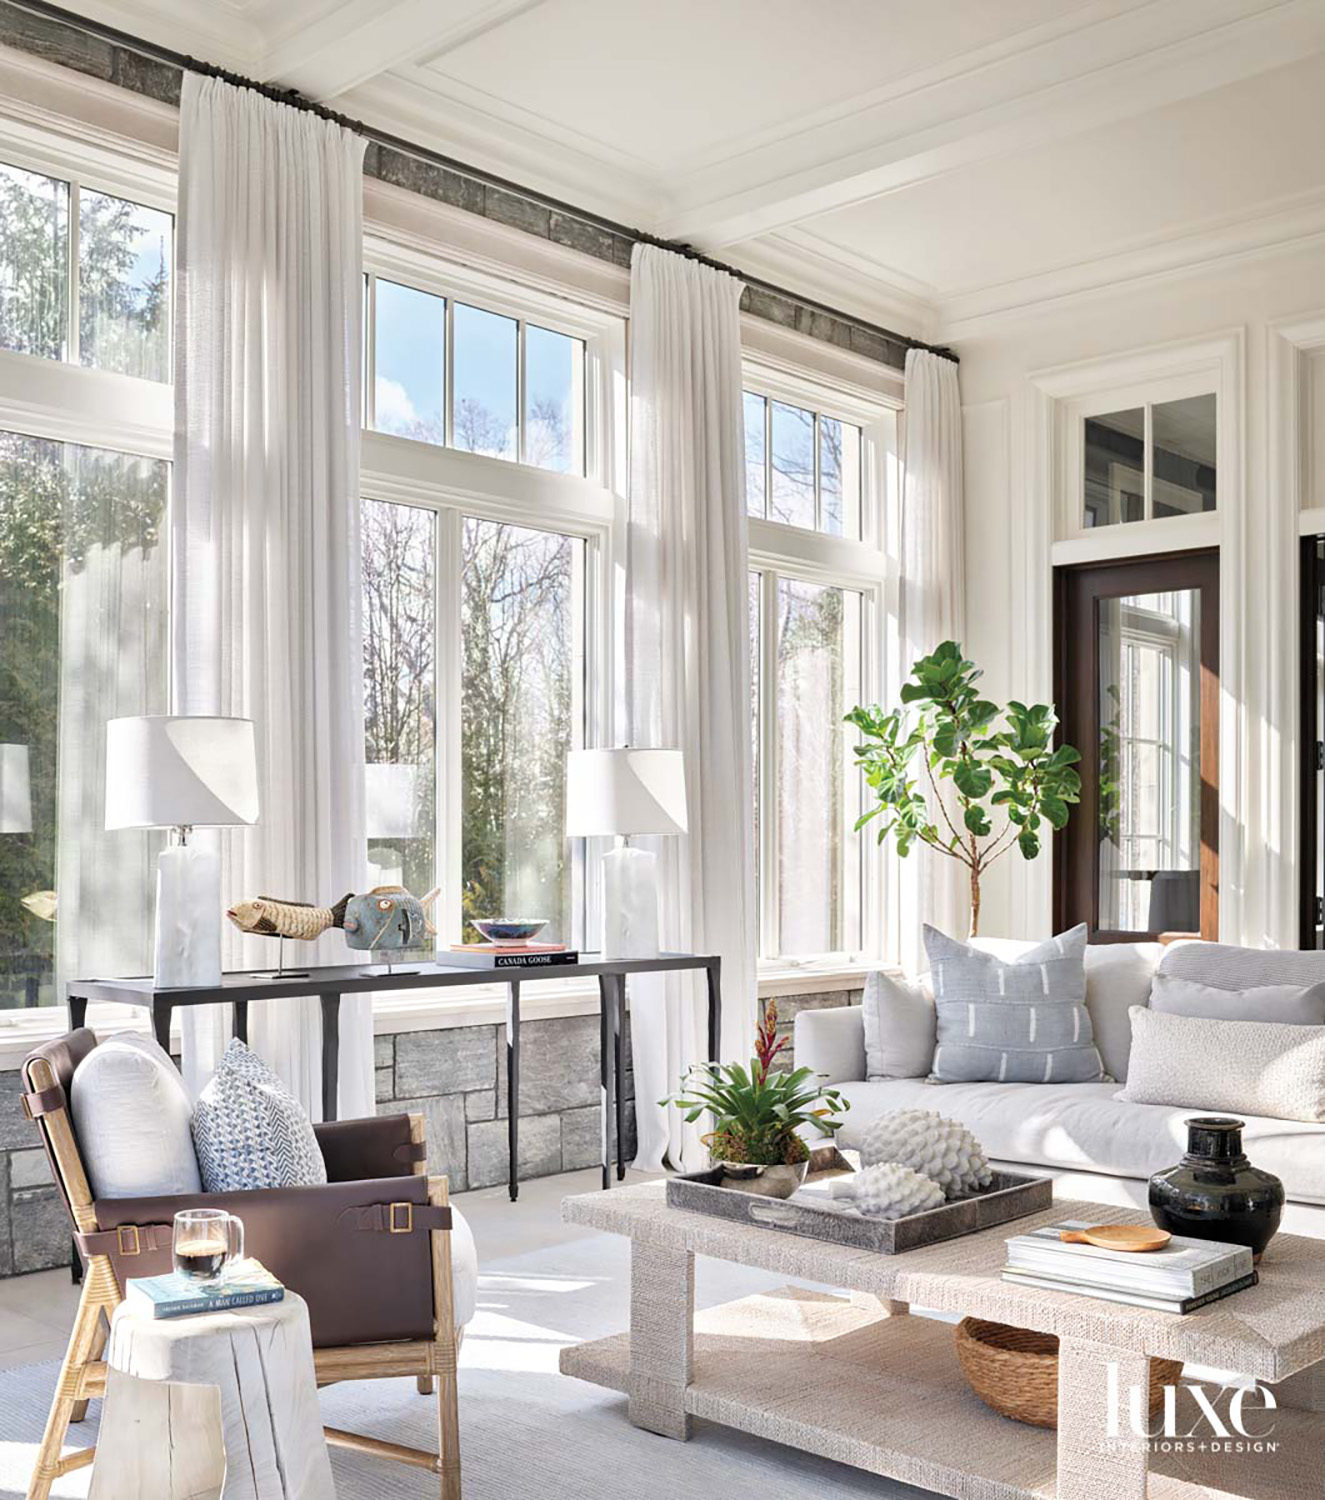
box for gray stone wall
[0,0,928,372]
[0,988,857,1276]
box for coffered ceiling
[54,0,1325,337]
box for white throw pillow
[192,1038,328,1192]
[1117,1006,1325,1123]
[863,970,937,1080]
[1150,972,1325,1026]
[71,1034,202,1199]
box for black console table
[67,952,722,1201]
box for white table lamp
[365,763,418,887]
[105,716,260,988]
[0,744,32,834]
[565,748,687,959]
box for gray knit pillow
[923,923,1108,1084]
[192,1039,327,1192]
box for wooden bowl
[955,1318,1182,1430]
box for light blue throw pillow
[923,923,1108,1084]
[192,1038,328,1192]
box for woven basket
[954,1318,1183,1430]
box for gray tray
[664,1168,1053,1254]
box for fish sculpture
[227,886,440,952]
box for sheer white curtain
[899,347,968,966]
[625,245,756,1173]
[174,74,371,1118]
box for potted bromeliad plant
[847,641,1081,937]
[661,999,849,1198]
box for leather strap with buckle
[392,1141,428,1166]
[76,1223,174,1258]
[21,1085,67,1120]
[339,1202,452,1234]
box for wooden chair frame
[25,1059,461,1500]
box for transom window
[0,159,172,382]
[367,273,585,476]
[743,389,861,538]
[1082,392,1216,529]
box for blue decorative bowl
[472,918,549,943]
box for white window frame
[742,356,897,971]
[0,115,175,1054]
[360,238,626,1015]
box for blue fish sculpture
[340,886,440,952]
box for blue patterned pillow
[923,923,1108,1084]
[192,1038,327,1192]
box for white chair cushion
[192,1038,328,1192]
[450,1206,478,1330]
[71,1034,202,1199]
[831,1075,1325,1204]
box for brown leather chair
[20,1029,461,1500]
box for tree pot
[1149,1116,1284,1261]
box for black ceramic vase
[1149,1117,1285,1261]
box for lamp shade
[0,744,31,834]
[565,748,687,837]
[105,716,260,830]
[365,763,418,841]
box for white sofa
[795,939,1325,1238]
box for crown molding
[735,230,939,343]
[61,0,260,70]
[937,187,1325,339]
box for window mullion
[759,567,780,960]
[444,298,455,451]
[364,272,377,430]
[437,505,463,946]
[66,176,80,366]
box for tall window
[0,153,173,1012]
[361,263,608,951]
[744,374,888,962]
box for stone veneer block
[464,1090,495,1122]
[373,1035,394,1069]
[374,1067,394,1104]
[394,1025,495,1097]
[0,1152,10,1276]
[466,1112,560,1190]
[560,1105,605,1173]
[10,1147,52,1189]
[12,1186,67,1274]
[0,4,113,79]
[392,1092,469,1192]
[484,185,551,238]
[505,1015,600,1115]
[110,48,180,105]
[372,146,485,217]
[0,1071,35,1151]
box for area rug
[0,1230,936,1499]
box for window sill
[0,961,881,1069]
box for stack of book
[446,942,578,969]
[126,1259,285,1319]
[1002,1221,1257,1313]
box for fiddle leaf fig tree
[846,641,1082,936]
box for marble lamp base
[154,839,222,988]
[602,843,661,959]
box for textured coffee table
[560,1182,1325,1500]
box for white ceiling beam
[256,0,548,102]
[659,0,1325,249]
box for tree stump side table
[89,1291,335,1500]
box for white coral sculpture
[859,1108,993,1200]
[830,1162,945,1220]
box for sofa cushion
[1117,1006,1325,1123]
[970,937,1160,1083]
[1151,972,1325,1025]
[71,1033,202,1199]
[831,1076,1325,1205]
[863,971,935,1079]
[1159,939,1325,989]
[192,1038,328,1192]
[924,923,1107,1084]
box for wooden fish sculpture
[227,886,441,951]
[226,895,351,941]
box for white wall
[953,240,1325,947]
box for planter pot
[1149,1116,1284,1261]
[712,1160,809,1198]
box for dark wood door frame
[1300,537,1324,950]
[1053,548,1220,943]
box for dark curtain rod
[10,0,956,364]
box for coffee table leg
[628,1242,693,1441]
[1272,1357,1325,1410]
[1056,1338,1149,1500]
